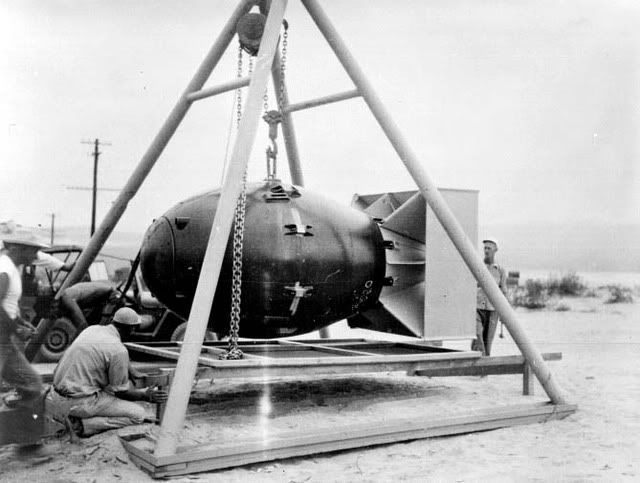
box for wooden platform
[125,338,482,379]
[121,402,577,478]
[116,338,572,477]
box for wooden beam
[284,89,360,114]
[120,402,577,477]
[154,0,289,457]
[126,341,560,382]
[186,76,251,102]
[409,353,562,378]
[128,341,479,368]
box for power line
[66,186,121,192]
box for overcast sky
[1,0,638,235]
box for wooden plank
[126,343,181,359]
[125,342,560,381]
[126,342,223,367]
[188,349,479,368]
[36,352,562,385]
[122,403,576,477]
[410,353,562,378]
[389,341,460,353]
[201,353,560,379]
[283,88,360,114]
[278,339,381,356]
[292,338,369,344]
[129,341,480,369]
[119,435,158,466]
[127,453,157,474]
[155,402,574,465]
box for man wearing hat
[472,238,508,356]
[0,238,47,401]
[46,307,168,437]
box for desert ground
[0,284,638,482]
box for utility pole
[37,213,55,245]
[81,138,111,235]
[50,213,55,245]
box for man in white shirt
[1,239,58,461]
[472,238,508,356]
[0,239,46,400]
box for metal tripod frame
[55,0,569,457]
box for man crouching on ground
[46,307,168,437]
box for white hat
[2,238,49,250]
[482,238,499,248]
[112,307,141,326]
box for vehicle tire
[37,317,78,362]
[170,322,218,342]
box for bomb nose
[140,216,176,305]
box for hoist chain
[221,169,247,360]
[222,22,288,358]
[220,44,249,361]
[278,23,288,110]
[236,44,243,129]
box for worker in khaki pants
[472,238,507,356]
[46,307,167,437]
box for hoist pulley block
[236,13,266,56]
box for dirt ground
[1,288,638,482]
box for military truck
[21,246,187,362]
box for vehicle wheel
[170,322,218,342]
[38,317,78,362]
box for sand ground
[0,290,638,482]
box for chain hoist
[221,19,289,359]
[220,43,249,361]
[236,44,244,129]
[278,21,288,111]
[221,167,248,360]
[262,21,289,181]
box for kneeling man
[46,307,167,437]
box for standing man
[46,307,167,437]
[1,239,57,461]
[0,239,46,401]
[472,238,507,356]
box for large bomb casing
[140,181,386,338]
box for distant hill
[482,222,640,273]
[0,221,142,260]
